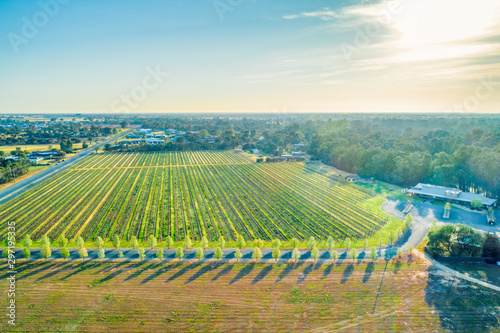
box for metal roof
[408,183,497,206]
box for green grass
[355,180,424,202]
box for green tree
[388,232,393,244]
[405,213,413,229]
[176,247,184,260]
[307,236,317,249]
[118,251,124,258]
[218,236,226,249]
[23,247,31,259]
[330,250,338,262]
[254,238,263,248]
[292,248,301,261]
[363,238,368,250]
[428,224,483,257]
[94,236,104,248]
[214,247,223,261]
[79,248,88,258]
[345,238,351,250]
[311,247,320,262]
[41,235,50,247]
[471,199,483,209]
[98,248,105,259]
[326,236,335,250]
[290,238,300,249]
[272,247,281,262]
[396,248,403,258]
[482,234,500,259]
[138,247,146,260]
[2,247,8,258]
[252,247,263,262]
[76,236,85,249]
[409,245,414,253]
[60,247,70,258]
[196,247,204,260]
[112,235,121,249]
[22,234,33,248]
[58,233,68,248]
[200,236,209,249]
[40,245,51,259]
[272,238,281,248]
[165,236,174,249]
[147,234,157,249]
[156,248,164,259]
[350,248,358,263]
[131,236,139,249]
[184,238,192,249]
[234,248,243,262]
[236,235,246,249]
[370,247,377,261]
[379,237,383,249]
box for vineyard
[0,151,389,243]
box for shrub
[23,247,31,259]
[79,248,88,258]
[113,235,121,249]
[214,247,223,261]
[22,234,33,248]
[98,248,105,259]
[196,247,204,260]
[156,248,164,259]
[60,247,70,258]
[40,245,51,259]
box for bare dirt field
[1,258,499,332]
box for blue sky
[1,0,499,113]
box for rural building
[407,183,497,208]
[146,138,164,145]
[345,175,359,182]
[27,151,61,158]
[252,149,259,154]
[28,157,43,164]
[291,144,306,150]
[126,134,142,139]
[291,152,304,156]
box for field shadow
[229,263,255,284]
[425,266,500,332]
[125,262,160,281]
[362,262,375,283]
[251,264,273,284]
[340,264,354,284]
[166,262,203,283]
[212,264,234,281]
[36,261,74,281]
[393,260,402,273]
[322,264,333,279]
[336,252,348,266]
[141,263,180,284]
[60,261,101,280]
[185,263,214,284]
[297,263,314,284]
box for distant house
[281,154,293,159]
[345,175,359,182]
[146,138,164,145]
[291,152,304,157]
[28,157,43,164]
[5,156,19,161]
[126,134,142,139]
[137,128,152,133]
[27,151,61,159]
[251,149,259,154]
[407,183,497,208]
[291,144,306,151]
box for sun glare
[393,0,500,46]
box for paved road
[0,129,132,205]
